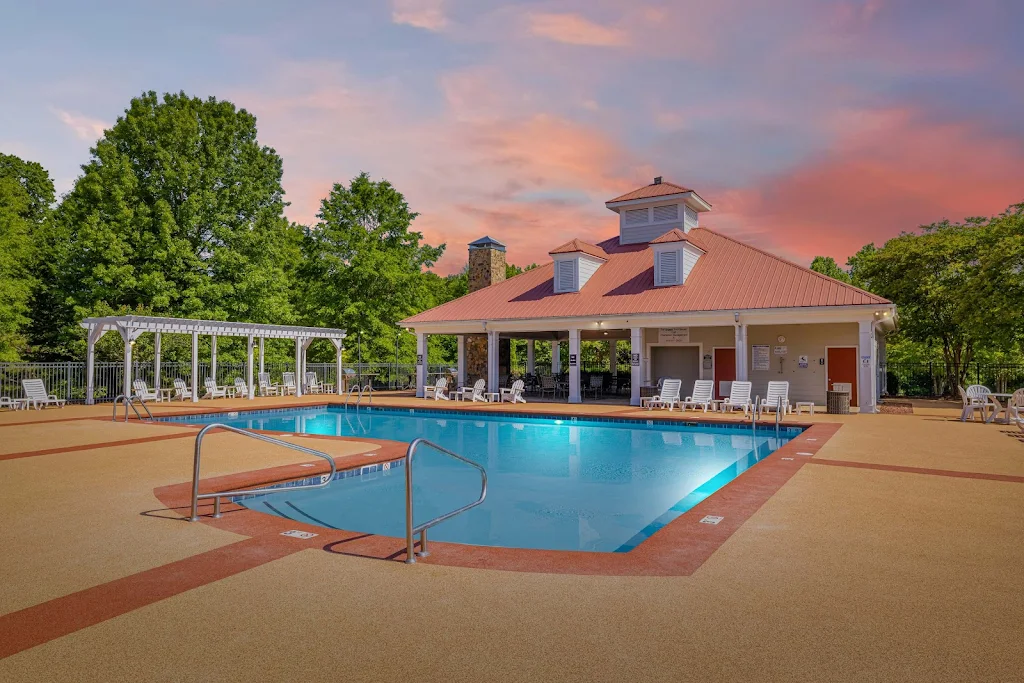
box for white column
[122,334,133,398]
[487,330,500,392]
[878,332,887,397]
[858,320,877,413]
[85,325,105,405]
[333,339,344,395]
[609,339,618,377]
[259,337,265,375]
[551,341,561,374]
[190,330,199,403]
[294,337,303,397]
[457,335,467,387]
[210,334,217,384]
[734,324,749,381]
[246,335,255,399]
[415,332,428,398]
[527,340,536,374]
[153,332,162,393]
[630,327,642,406]
[567,328,581,403]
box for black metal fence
[883,362,1024,397]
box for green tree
[975,203,1024,350]
[34,91,299,359]
[298,173,445,363]
[809,256,850,283]
[0,153,54,360]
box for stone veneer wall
[465,244,511,382]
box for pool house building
[403,179,897,412]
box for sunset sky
[2,0,1023,273]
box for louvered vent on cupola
[655,250,679,286]
[649,229,705,287]
[652,204,679,222]
[555,260,576,292]
[623,208,649,226]
[550,239,608,293]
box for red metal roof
[549,239,608,260]
[649,228,692,245]
[607,180,694,204]
[403,228,890,325]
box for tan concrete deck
[0,393,1021,681]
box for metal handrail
[405,438,487,564]
[188,423,337,522]
[344,384,360,409]
[112,394,154,422]
[357,384,372,408]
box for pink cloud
[526,13,628,47]
[391,0,448,31]
[51,108,107,142]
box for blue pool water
[166,407,800,552]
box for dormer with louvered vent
[650,229,704,287]
[605,177,712,245]
[549,239,608,293]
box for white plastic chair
[132,379,158,401]
[647,379,682,411]
[234,377,249,398]
[305,372,322,394]
[173,378,192,401]
[280,372,297,396]
[959,385,991,422]
[426,376,449,400]
[258,372,280,396]
[21,379,66,409]
[458,379,486,402]
[501,379,526,404]
[1010,388,1024,432]
[759,381,791,415]
[204,378,227,399]
[680,380,714,412]
[721,381,754,416]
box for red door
[713,348,736,400]
[827,347,858,405]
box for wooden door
[713,348,735,399]
[826,347,858,405]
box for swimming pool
[167,407,800,553]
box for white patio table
[984,393,1016,424]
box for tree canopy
[808,256,850,283]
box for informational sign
[416,354,423,366]
[703,353,712,370]
[658,327,690,343]
[798,355,809,368]
[861,355,871,366]
[569,353,578,367]
[773,345,788,356]
[751,345,770,371]
[631,352,640,367]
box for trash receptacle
[827,390,851,414]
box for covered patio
[80,316,346,404]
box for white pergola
[80,316,346,404]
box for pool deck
[1,393,1022,681]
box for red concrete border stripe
[0,414,110,428]
[0,430,197,462]
[0,537,308,659]
[808,458,1024,483]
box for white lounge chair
[680,380,714,412]
[1,396,21,410]
[258,372,280,396]
[304,372,322,394]
[720,381,754,416]
[501,379,526,404]
[458,379,486,402]
[425,376,449,400]
[646,379,682,411]
[959,385,991,422]
[759,381,791,415]
[21,379,66,410]
[204,377,227,399]
[173,378,193,401]
[132,379,158,401]
[234,377,250,398]
[280,372,297,396]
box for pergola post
[246,335,255,399]
[294,337,303,397]
[332,339,344,395]
[123,333,133,398]
[85,325,106,405]
[487,330,499,392]
[526,340,535,375]
[734,323,748,381]
[154,332,162,393]
[456,335,466,387]
[258,337,265,375]
[568,328,581,403]
[630,327,642,406]
[415,332,427,398]
[191,330,199,402]
[609,339,617,377]
[210,334,218,385]
[551,340,561,375]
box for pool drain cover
[700,515,724,525]
[281,530,318,539]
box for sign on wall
[751,345,770,371]
[773,345,788,356]
[416,354,423,366]
[703,353,712,370]
[631,353,640,367]
[658,327,690,343]
[569,353,578,367]
[798,355,809,368]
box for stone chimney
[466,236,510,382]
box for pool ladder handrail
[344,384,374,410]
[404,437,488,564]
[112,394,154,422]
[188,423,337,522]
